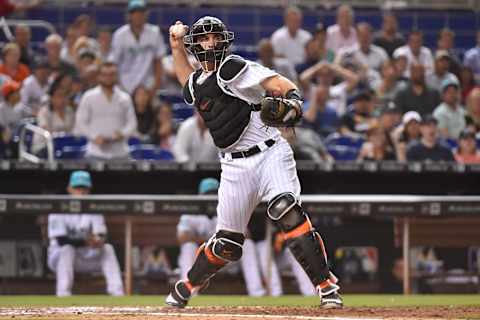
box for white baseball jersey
[186,55,301,235]
[109,24,166,94]
[48,214,107,247]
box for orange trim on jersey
[204,246,227,266]
[283,220,312,240]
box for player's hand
[94,136,106,146]
[169,21,188,49]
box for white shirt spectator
[20,74,49,114]
[426,72,458,93]
[270,26,312,66]
[109,24,166,94]
[172,116,218,164]
[393,45,434,77]
[329,82,349,116]
[338,44,388,72]
[73,85,137,159]
[37,105,75,133]
[326,25,357,52]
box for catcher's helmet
[184,16,234,70]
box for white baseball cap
[402,111,422,125]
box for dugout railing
[1,194,480,295]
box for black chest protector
[183,56,259,149]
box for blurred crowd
[1,2,480,163]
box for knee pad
[267,192,306,232]
[206,230,245,263]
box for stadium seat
[172,103,195,122]
[325,133,365,149]
[130,145,174,161]
[327,145,360,161]
[53,134,87,159]
[128,137,142,147]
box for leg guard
[267,192,333,287]
[187,230,244,287]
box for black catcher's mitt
[259,89,303,127]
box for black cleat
[165,280,192,308]
[320,291,344,309]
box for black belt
[221,139,276,159]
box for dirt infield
[1,306,480,320]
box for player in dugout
[47,170,124,297]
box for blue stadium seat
[325,133,365,149]
[443,138,458,151]
[130,145,174,160]
[53,134,87,159]
[128,137,142,147]
[327,145,359,161]
[172,103,194,122]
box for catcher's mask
[184,16,234,72]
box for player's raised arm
[169,21,194,86]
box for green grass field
[0,295,479,308]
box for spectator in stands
[466,88,480,133]
[302,84,339,137]
[61,24,80,65]
[337,22,388,72]
[172,113,218,165]
[326,4,357,52]
[148,103,175,151]
[394,64,440,116]
[0,43,30,83]
[339,89,375,136]
[393,31,434,77]
[433,78,466,139]
[109,0,166,94]
[45,34,77,77]
[358,125,396,161]
[297,24,334,75]
[257,38,297,82]
[14,24,34,68]
[460,66,478,104]
[299,61,360,111]
[37,80,75,135]
[392,111,422,162]
[406,115,454,162]
[375,60,403,106]
[392,51,409,83]
[377,102,401,149]
[47,170,124,297]
[34,81,75,154]
[426,50,458,93]
[271,6,312,66]
[74,62,137,160]
[463,31,480,83]
[75,48,97,81]
[97,27,113,63]
[73,14,100,56]
[0,81,30,158]
[132,85,155,138]
[20,57,51,116]
[454,128,480,164]
[373,12,405,58]
[436,28,461,77]
[0,0,40,17]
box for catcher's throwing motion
[166,16,342,309]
